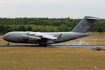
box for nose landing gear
[7,42,9,46]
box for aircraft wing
[42,34,57,40]
[29,32,61,40]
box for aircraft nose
[3,35,8,41]
[3,35,6,40]
[3,33,10,41]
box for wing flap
[29,32,61,40]
[42,34,57,40]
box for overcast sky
[0,0,105,18]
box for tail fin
[72,16,99,33]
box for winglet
[58,34,62,39]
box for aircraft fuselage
[3,31,89,44]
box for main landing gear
[39,44,48,47]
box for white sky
[0,0,105,18]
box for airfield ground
[0,48,105,69]
[0,32,105,69]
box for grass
[0,48,105,69]
[0,48,104,69]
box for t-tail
[72,16,99,33]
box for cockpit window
[7,34,9,35]
[4,33,9,37]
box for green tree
[27,26,32,31]
[0,24,5,34]
[4,25,11,33]
[18,26,26,31]
[97,27,104,35]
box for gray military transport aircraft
[3,16,99,46]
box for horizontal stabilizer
[86,17,99,20]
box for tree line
[0,17,105,35]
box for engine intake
[29,36,38,41]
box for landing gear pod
[22,35,29,40]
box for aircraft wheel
[7,42,9,46]
[39,44,48,47]
[39,44,43,46]
[44,44,47,46]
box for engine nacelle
[29,36,38,41]
[22,35,29,40]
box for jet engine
[29,36,39,41]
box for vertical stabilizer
[72,16,99,33]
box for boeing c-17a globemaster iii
[3,16,99,46]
